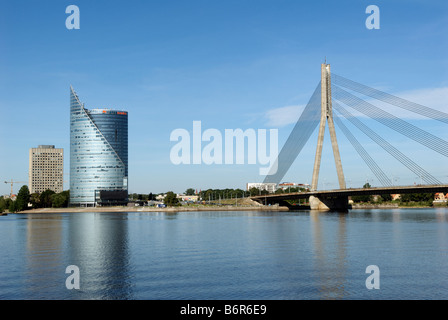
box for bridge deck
[251,184,448,202]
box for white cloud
[356,86,448,120]
[390,87,448,117]
[264,104,306,127]
[264,86,448,127]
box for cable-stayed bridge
[251,63,448,210]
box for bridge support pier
[309,195,350,211]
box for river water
[0,208,447,300]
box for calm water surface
[1,208,447,300]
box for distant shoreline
[16,204,290,214]
[11,203,443,214]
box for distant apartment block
[246,182,277,193]
[29,145,64,194]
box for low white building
[246,183,277,193]
[156,194,166,201]
[177,195,199,202]
[278,182,310,191]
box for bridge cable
[332,102,442,185]
[332,73,448,125]
[332,85,448,153]
[332,108,393,187]
[263,82,322,184]
[332,85,448,155]
[332,85,448,158]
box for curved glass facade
[70,86,128,206]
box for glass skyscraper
[70,86,128,206]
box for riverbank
[351,203,399,209]
[16,204,290,214]
[351,202,445,209]
[7,202,442,214]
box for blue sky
[1,0,447,195]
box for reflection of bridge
[252,63,448,210]
[251,184,448,210]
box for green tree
[235,188,244,198]
[164,191,180,206]
[51,190,70,208]
[40,189,56,208]
[30,193,41,208]
[0,197,6,213]
[16,185,30,212]
[249,187,259,197]
[9,200,18,213]
[3,198,12,211]
[401,193,433,203]
[350,182,373,202]
[185,188,195,196]
[351,195,372,203]
[380,194,392,202]
[205,190,213,201]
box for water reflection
[25,215,64,298]
[349,208,448,223]
[310,211,348,299]
[9,208,448,300]
[66,212,132,299]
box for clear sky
[1,0,447,195]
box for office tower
[29,145,64,194]
[70,86,128,206]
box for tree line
[350,183,438,206]
[0,185,70,213]
[129,186,314,206]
